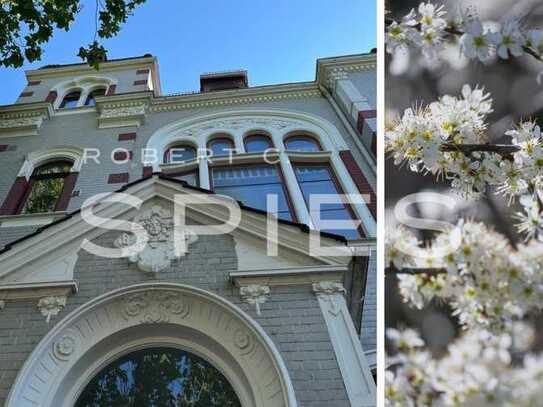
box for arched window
[208,137,235,157]
[59,91,81,109]
[75,347,241,407]
[244,134,273,153]
[20,161,74,214]
[284,135,321,152]
[85,88,106,106]
[164,144,197,163]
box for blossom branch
[440,143,520,155]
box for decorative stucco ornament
[239,284,270,315]
[114,205,198,273]
[312,281,346,316]
[37,296,67,323]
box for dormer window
[59,91,81,109]
[85,88,106,106]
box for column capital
[312,281,346,297]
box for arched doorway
[7,283,297,407]
[75,347,241,406]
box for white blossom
[489,20,525,59]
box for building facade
[0,53,376,406]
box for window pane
[75,347,241,407]
[212,165,292,220]
[85,88,106,106]
[209,139,234,157]
[60,92,80,108]
[170,172,198,187]
[245,135,272,153]
[285,136,320,152]
[33,162,72,175]
[295,165,360,239]
[167,146,196,163]
[22,177,65,214]
[311,209,361,240]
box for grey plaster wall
[0,230,351,407]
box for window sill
[0,211,67,228]
[208,151,280,166]
[54,106,96,116]
[160,159,199,174]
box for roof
[0,173,346,256]
[38,54,155,70]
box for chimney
[200,70,248,92]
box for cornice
[230,265,347,287]
[0,102,53,137]
[316,53,376,87]
[0,102,53,120]
[150,83,322,112]
[25,56,157,80]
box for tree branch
[386,266,446,275]
[440,143,521,155]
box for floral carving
[179,117,303,137]
[120,291,191,324]
[239,284,270,315]
[100,105,146,118]
[114,205,197,273]
[37,296,67,323]
[53,331,79,361]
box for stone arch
[145,109,349,169]
[51,75,117,109]
[17,146,84,179]
[6,283,297,407]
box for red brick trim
[27,80,41,86]
[106,84,116,96]
[0,177,29,215]
[133,79,148,86]
[113,150,133,161]
[136,69,150,75]
[45,90,58,104]
[357,109,377,134]
[0,145,8,152]
[339,150,376,219]
[19,91,33,97]
[108,173,129,184]
[142,166,153,178]
[118,132,137,141]
[56,172,78,211]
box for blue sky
[0,0,375,104]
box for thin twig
[440,143,521,155]
[386,266,446,275]
[385,17,543,65]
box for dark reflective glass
[294,165,361,239]
[75,347,241,407]
[60,92,81,108]
[284,136,320,152]
[213,165,292,220]
[244,135,272,153]
[166,146,197,163]
[209,138,234,157]
[22,161,72,214]
[85,88,106,106]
